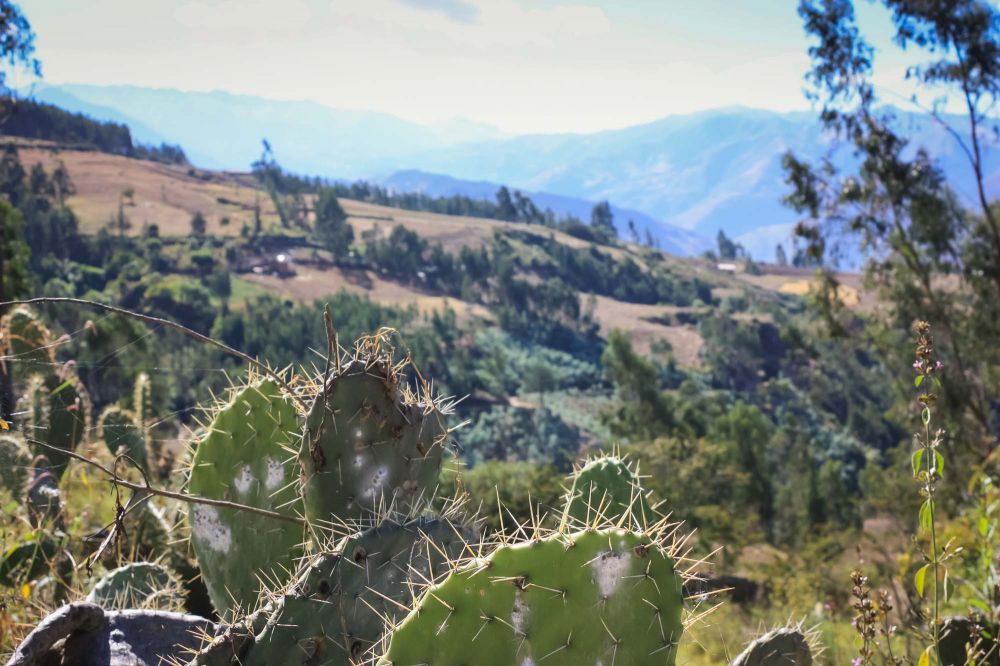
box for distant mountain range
[28,83,1000,260]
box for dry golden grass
[590,295,703,367]
[240,264,492,321]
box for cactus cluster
[3,306,88,480]
[5,313,820,666]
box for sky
[20,0,915,134]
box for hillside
[8,138,855,366]
[32,83,1000,261]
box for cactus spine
[188,378,304,618]
[378,528,686,666]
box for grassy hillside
[12,138,862,365]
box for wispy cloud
[395,0,479,25]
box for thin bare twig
[28,436,306,526]
[0,297,307,410]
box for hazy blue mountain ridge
[29,83,1000,260]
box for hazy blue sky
[21,0,916,133]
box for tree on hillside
[314,188,353,262]
[590,200,616,238]
[785,0,1000,450]
[495,186,517,221]
[190,211,207,237]
[716,229,742,260]
[775,243,788,266]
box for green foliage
[379,529,685,666]
[439,460,563,532]
[188,379,304,618]
[313,188,353,261]
[459,406,580,472]
[601,330,677,439]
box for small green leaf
[918,646,932,666]
[934,451,945,478]
[915,375,924,387]
[914,563,929,596]
[48,379,72,397]
[912,449,924,476]
[919,499,934,532]
[979,516,990,537]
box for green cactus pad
[188,379,304,618]
[134,372,161,468]
[299,355,449,526]
[730,628,813,665]
[98,405,147,470]
[18,372,88,479]
[87,562,185,611]
[0,433,32,500]
[245,517,471,666]
[562,455,653,529]
[1,305,56,372]
[378,528,685,666]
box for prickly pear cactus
[562,454,653,529]
[17,372,88,479]
[245,517,472,666]
[188,378,304,618]
[87,562,185,611]
[134,372,163,469]
[1,305,56,373]
[731,628,813,666]
[378,528,686,666]
[98,404,148,470]
[0,432,32,500]
[299,346,450,525]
